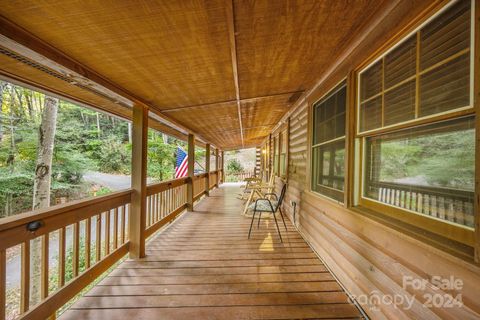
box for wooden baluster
[113,208,118,250]
[151,195,155,224]
[59,227,66,287]
[120,205,126,244]
[125,204,130,240]
[159,192,162,219]
[425,194,430,215]
[150,195,154,226]
[152,194,156,223]
[438,197,445,220]
[21,240,30,313]
[431,196,438,218]
[96,214,102,262]
[158,192,162,219]
[417,193,422,213]
[85,217,91,269]
[145,196,149,227]
[454,199,463,225]
[0,249,5,320]
[162,191,167,218]
[164,191,167,217]
[73,222,80,277]
[174,187,177,209]
[448,198,455,221]
[105,211,111,256]
[41,234,49,300]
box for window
[363,117,475,228]
[358,0,471,133]
[311,81,346,202]
[279,129,288,177]
[358,0,475,245]
[273,136,279,175]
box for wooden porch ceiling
[0,0,389,149]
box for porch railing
[0,189,132,320]
[225,170,254,182]
[209,171,218,189]
[193,173,208,201]
[145,177,188,238]
[0,171,221,320]
[367,181,475,227]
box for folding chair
[247,183,287,242]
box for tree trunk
[31,96,58,305]
[8,86,16,173]
[128,122,132,143]
[33,96,58,209]
[96,112,101,138]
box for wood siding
[268,1,480,318]
[279,101,480,319]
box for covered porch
[62,184,361,320]
[1,0,480,319]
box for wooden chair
[238,171,262,200]
[241,172,275,215]
[247,183,287,242]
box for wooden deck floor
[62,184,363,320]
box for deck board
[62,184,363,320]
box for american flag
[175,147,188,178]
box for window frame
[356,0,475,137]
[310,79,348,203]
[355,0,477,247]
[279,128,288,177]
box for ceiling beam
[0,16,216,148]
[162,90,304,113]
[225,0,244,148]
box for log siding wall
[269,1,480,318]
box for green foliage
[147,133,176,181]
[95,186,112,196]
[0,83,132,216]
[377,125,475,190]
[226,158,243,173]
[87,135,131,174]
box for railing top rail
[193,173,208,179]
[0,189,132,250]
[146,176,188,196]
[0,189,132,232]
[369,180,474,200]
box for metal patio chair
[247,183,288,242]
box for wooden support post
[268,134,272,178]
[187,134,195,211]
[221,151,225,183]
[205,143,210,195]
[129,104,148,259]
[345,72,356,208]
[215,149,220,186]
[474,3,480,263]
